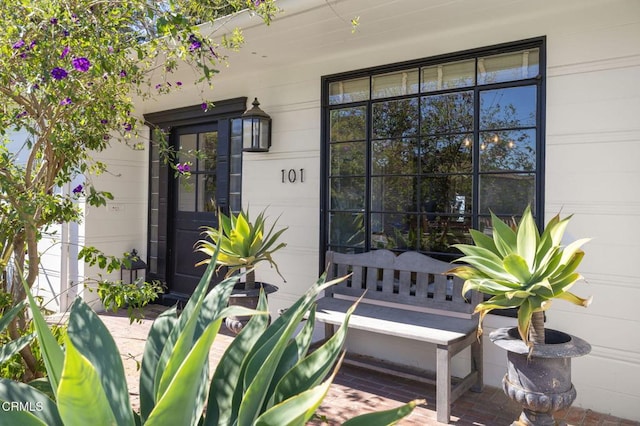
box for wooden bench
[315,249,483,424]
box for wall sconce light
[242,98,271,152]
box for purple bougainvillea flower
[72,57,90,72]
[61,46,69,59]
[51,67,68,80]
[15,111,28,119]
[176,163,191,174]
[100,119,108,124]
[72,184,83,194]
[50,17,58,25]
[201,102,208,111]
[155,83,162,89]
[119,70,127,77]
[176,81,182,86]
[123,123,132,132]
[188,34,202,52]
[63,29,70,37]
[12,40,25,49]
[60,97,72,106]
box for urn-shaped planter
[490,327,591,426]
[225,282,278,334]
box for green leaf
[469,229,499,255]
[0,404,47,426]
[0,379,62,425]
[204,290,270,426]
[57,338,119,426]
[556,291,592,307]
[0,299,26,333]
[517,298,534,345]
[254,356,344,426]
[139,307,178,422]
[21,279,63,397]
[503,253,531,283]
[271,300,351,405]
[516,205,539,269]
[67,298,134,426]
[0,332,34,364]
[490,211,517,256]
[342,399,423,426]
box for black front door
[169,124,223,296]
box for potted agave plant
[197,207,287,333]
[448,206,592,426]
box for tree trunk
[529,310,546,345]
[244,269,256,291]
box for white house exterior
[40,0,639,421]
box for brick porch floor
[98,305,638,426]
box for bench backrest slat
[325,249,481,318]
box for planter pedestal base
[490,327,591,426]
[225,282,278,334]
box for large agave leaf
[0,405,47,426]
[139,307,178,422]
[57,337,119,426]
[342,399,424,426]
[21,279,64,397]
[462,278,521,296]
[556,291,592,307]
[516,206,539,269]
[204,290,270,426]
[469,229,499,255]
[490,211,517,257]
[0,379,62,425]
[238,275,341,425]
[67,298,134,426]
[503,253,531,283]
[253,354,344,426]
[271,298,359,405]
[146,305,254,426]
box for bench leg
[324,323,335,340]
[436,345,451,424]
[471,337,484,392]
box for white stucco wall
[126,0,640,420]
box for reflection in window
[325,41,544,258]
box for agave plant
[198,208,287,291]
[0,244,420,425]
[447,206,591,347]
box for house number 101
[281,169,305,183]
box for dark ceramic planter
[225,282,278,334]
[490,327,591,426]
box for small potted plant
[447,206,592,425]
[197,207,287,333]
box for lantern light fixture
[242,97,271,152]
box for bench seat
[316,249,484,424]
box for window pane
[480,129,536,172]
[178,133,197,163]
[421,91,474,134]
[371,139,418,175]
[372,98,419,139]
[420,216,473,253]
[330,177,366,210]
[330,107,366,142]
[330,212,365,247]
[371,213,418,251]
[330,141,366,176]
[480,86,536,130]
[329,77,370,105]
[421,176,472,217]
[421,135,473,174]
[200,131,217,171]
[478,48,540,85]
[178,178,195,212]
[197,174,216,212]
[479,173,535,215]
[421,59,475,92]
[372,176,417,212]
[372,69,419,99]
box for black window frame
[320,38,546,265]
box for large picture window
[322,39,545,260]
